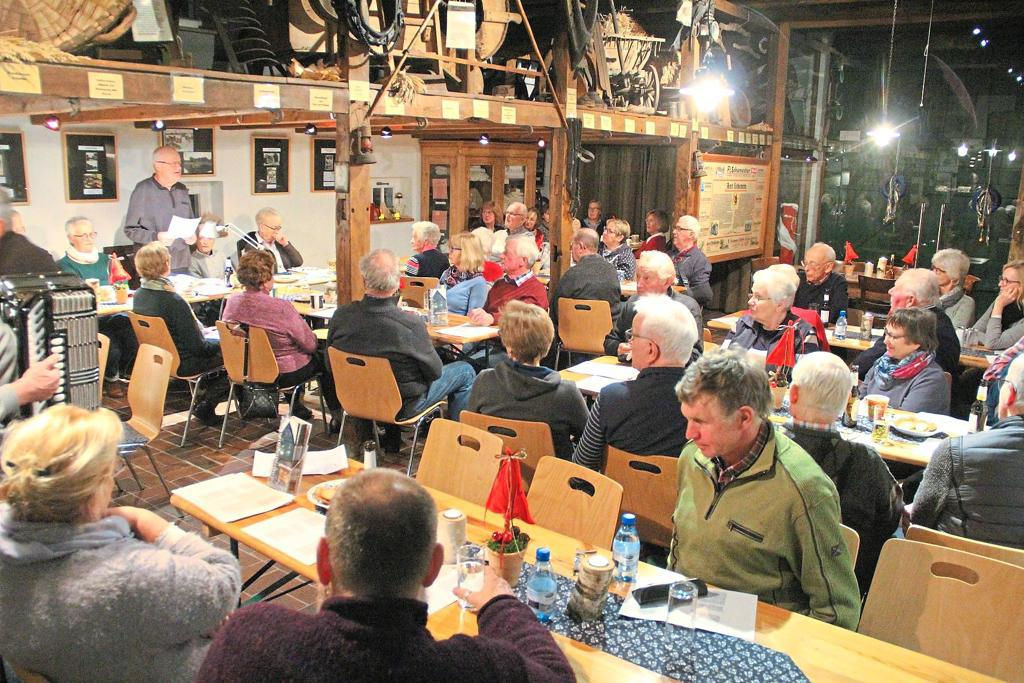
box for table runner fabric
[511,566,807,681]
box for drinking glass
[456,543,485,609]
[664,580,699,678]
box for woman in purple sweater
[221,250,340,425]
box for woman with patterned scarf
[859,307,950,414]
[439,232,490,316]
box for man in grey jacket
[910,354,1024,548]
[124,146,196,273]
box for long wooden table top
[305,310,499,345]
[169,461,991,681]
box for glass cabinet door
[428,163,450,239]
[503,164,527,208]
[468,164,494,227]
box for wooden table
[559,355,630,396]
[170,464,992,682]
[306,310,499,346]
[97,290,230,316]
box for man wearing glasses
[794,242,848,317]
[124,146,196,273]
[236,207,303,272]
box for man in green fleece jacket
[669,352,861,630]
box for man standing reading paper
[124,146,196,273]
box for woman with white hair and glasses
[931,248,976,328]
[0,405,241,681]
[724,268,820,357]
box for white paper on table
[434,324,497,338]
[618,568,758,642]
[425,565,460,614]
[242,508,325,566]
[166,215,201,241]
[574,375,624,395]
[565,360,639,381]
[714,315,740,331]
[172,472,294,522]
[252,445,348,478]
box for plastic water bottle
[834,311,848,340]
[526,547,558,622]
[224,260,234,287]
[612,513,640,583]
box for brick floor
[107,383,417,614]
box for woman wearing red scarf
[859,307,950,414]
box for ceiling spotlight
[1010,150,1018,162]
[1010,68,1015,74]
[304,123,318,136]
[957,143,969,157]
[985,144,1001,157]
[867,122,900,147]
[680,70,735,114]
[380,126,393,139]
[537,139,546,148]
[805,154,818,163]
[43,115,60,131]
[479,133,490,145]
[980,39,990,47]
[972,27,982,35]
[1017,75,1023,83]
[151,119,166,131]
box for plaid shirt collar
[788,419,839,436]
[505,271,534,287]
[710,421,772,489]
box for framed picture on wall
[160,127,215,175]
[63,132,118,202]
[311,137,336,192]
[0,131,29,203]
[253,136,289,194]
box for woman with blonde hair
[0,405,241,681]
[439,232,490,315]
[599,218,637,281]
[972,260,1024,350]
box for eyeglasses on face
[154,160,182,168]
[883,329,906,341]
[260,223,283,232]
[1000,277,1021,285]
[748,291,771,303]
[71,231,98,239]
[625,328,654,344]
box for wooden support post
[336,37,372,305]
[763,23,791,260]
[547,33,573,291]
[1011,167,1024,261]
[675,136,693,219]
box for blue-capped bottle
[612,513,640,583]
[834,310,848,340]
[526,547,557,622]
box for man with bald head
[854,268,960,380]
[549,227,621,333]
[795,242,848,315]
[124,146,196,273]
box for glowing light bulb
[1010,150,1018,162]
[957,143,969,157]
[867,122,900,147]
[680,73,735,114]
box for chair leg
[316,378,328,435]
[143,444,174,503]
[286,386,301,417]
[121,452,144,491]
[407,422,422,476]
[336,412,347,448]
[180,376,202,447]
[219,383,236,448]
[555,345,561,370]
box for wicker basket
[0,0,136,53]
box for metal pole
[914,202,927,267]
[935,203,946,252]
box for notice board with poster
[693,155,770,262]
[310,138,335,192]
[252,136,289,194]
[63,132,118,202]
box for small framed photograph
[311,137,337,192]
[63,132,118,202]
[161,127,215,175]
[253,136,289,194]
[0,131,29,203]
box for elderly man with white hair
[854,268,960,380]
[785,352,903,593]
[573,297,697,470]
[468,235,547,326]
[724,267,820,356]
[794,242,848,317]
[604,250,703,357]
[124,145,195,273]
[237,207,303,272]
[668,215,712,307]
[404,221,449,278]
[909,353,1024,549]
[931,248,975,327]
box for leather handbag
[238,382,279,419]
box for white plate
[306,478,345,510]
[274,274,300,284]
[889,416,941,439]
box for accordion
[0,272,101,415]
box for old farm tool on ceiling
[562,0,599,73]
[333,0,404,52]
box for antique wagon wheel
[635,62,660,112]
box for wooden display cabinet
[420,141,538,240]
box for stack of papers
[713,315,741,331]
[243,508,325,566]
[434,324,497,338]
[573,375,623,395]
[172,473,294,522]
[304,307,337,320]
[424,565,460,614]
[565,360,639,381]
[252,445,348,477]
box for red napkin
[484,451,534,525]
[482,261,503,283]
[844,241,859,263]
[765,324,796,371]
[901,244,918,266]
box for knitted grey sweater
[0,508,241,682]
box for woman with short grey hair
[859,307,949,414]
[931,248,975,327]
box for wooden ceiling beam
[783,6,1017,28]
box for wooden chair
[400,276,439,309]
[906,525,1024,569]
[97,333,110,400]
[857,275,894,315]
[10,664,49,683]
[327,347,446,475]
[859,538,1024,679]
[556,298,613,366]
[840,524,860,567]
[415,418,503,507]
[248,325,327,426]
[603,447,677,548]
[118,344,174,500]
[702,327,713,343]
[459,411,555,486]
[751,256,779,272]
[963,274,980,295]
[127,312,223,447]
[215,321,248,448]
[527,457,624,549]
